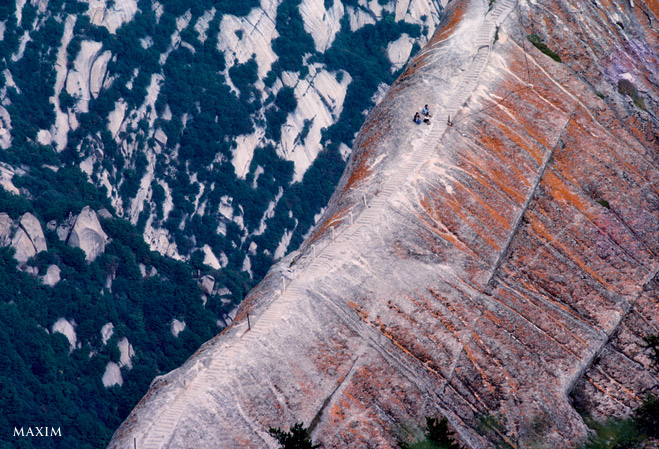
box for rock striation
[109,0,659,448]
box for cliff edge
[109,0,659,447]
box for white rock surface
[231,128,264,179]
[242,254,252,276]
[11,213,46,263]
[170,319,186,337]
[278,65,351,181]
[68,206,108,262]
[11,30,30,62]
[108,100,127,137]
[90,50,112,98]
[202,244,221,269]
[41,265,61,287]
[101,322,114,345]
[52,317,77,351]
[37,129,52,146]
[0,105,11,150]
[194,8,216,43]
[273,229,293,259]
[299,0,345,52]
[66,40,104,114]
[200,275,215,296]
[102,362,123,387]
[143,226,181,260]
[56,214,76,242]
[87,0,138,34]
[19,213,46,253]
[217,287,231,297]
[0,164,19,194]
[388,33,415,70]
[154,128,167,147]
[15,0,27,27]
[216,1,279,80]
[347,6,376,31]
[118,337,133,369]
[0,213,12,246]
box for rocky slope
[110,0,659,447]
[0,0,443,278]
[1,2,454,447]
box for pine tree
[268,422,321,449]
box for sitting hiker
[423,112,431,125]
[421,104,431,116]
[413,112,422,124]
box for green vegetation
[320,14,421,150]
[643,334,659,366]
[581,395,659,449]
[583,418,642,449]
[596,199,610,209]
[268,422,321,449]
[0,175,240,448]
[618,79,647,111]
[271,0,316,75]
[635,395,659,438]
[527,34,562,63]
[399,417,463,449]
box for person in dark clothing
[422,104,432,124]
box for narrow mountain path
[140,1,517,447]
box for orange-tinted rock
[108,0,659,448]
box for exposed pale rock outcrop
[101,322,114,345]
[118,337,133,369]
[299,0,345,52]
[110,0,659,447]
[11,213,47,263]
[90,50,112,98]
[19,213,47,254]
[41,264,61,287]
[87,0,138,34]
[170,319,186,337]
[199,275,215,296]
[0,105,11,149]
[67,206,108,262]
[50,15,77,151]
[202,244,221,269]
[66,40,104,114]
[387,33,416,70]
[216,2,279,80]
[279,65,352,181]
[52,317,77,352]
[11,227,36,263]
[0,213,12,246]
[102,362,123,387]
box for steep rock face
[67,206,108,262]
[11,212,47,263]
[109,0,659,448]
[0,213,13,246]
[19,212,47,254]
